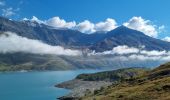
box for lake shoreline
[55,79,112,100]
[55,67,148,100]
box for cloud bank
[23,16,118,34]
[23,16,164,37]
[89,45,170,61]
[0,32,82,56]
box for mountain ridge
[1,17,170,52]
[91,25,170,52]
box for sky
[0,0,170,40]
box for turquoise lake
[0,70,101,100]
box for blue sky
[0,0,170,39]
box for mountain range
[0,16,170,71]
[1,16,170,52]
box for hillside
[0,52,165,72]
[0,53,76,71]
[76,67,147,81]
[56,67,148,100]
[80,62,170,100]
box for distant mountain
[1,17,170,52]
[91,26,170,52]
[0,53,163,71]
[0,16,104,48]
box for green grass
[81,62,170,100]
[0,53,76,71]
[76,67,147,82]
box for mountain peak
[106,25,146,37]
[116,25,128,29]
[91,25,170,52]
[113,25,141,33]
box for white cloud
[123,16,163,38]
[75,20,96,33]
[23,16,76,29]
[140,50,166,56]
[127,54,162,61]
[75,18,118,33]
[22,16,118,34]
[158,25,165,33]
[89,45,140,55]
[162,37,170,42]
[31,16,45,24]
[22,17,29,21]
[0,1,5,6]
[112,45,139,54]
[46,17,76,29]
[88,45,170,61]
[94,18,117,32]
[0,32,82,56]
[2,7,15,17]
[22,16,165,36]
[0,0,20,17]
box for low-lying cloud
[0,32,170,62]
[89,45,170,61]
[0,32,82,56]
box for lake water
[0,70,101,100]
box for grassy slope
[81,62,170,100]
[0,53,76,71]
[76,68,147,82]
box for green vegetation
[76,68,147,82]
[80,62,170,100]
[0,63,11,71]
[0,53,76,72]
